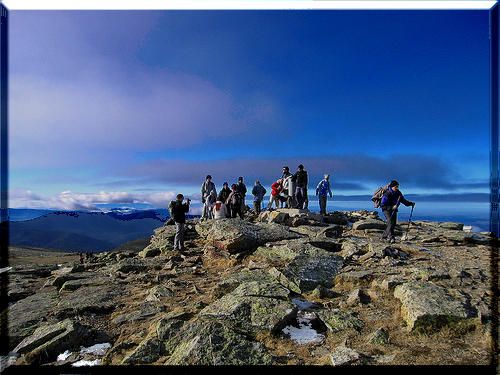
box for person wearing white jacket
[212,201,228,220]
[283,174,296,208]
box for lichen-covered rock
[56,284,124,318]
[334,270,375,288]
[437,222,464,231]
[14,319,91,365]
[330,346,364,366]
[138,248,161,258]
[214,269,276,298]
[5,289,60,349]
[165,319,274,365]
[199,281,296,335]
[316,309,364,333]
[196,219,301,253]
[352,219,386,231]
[112,258,147,273]
[368,327,389,345]
[394,281,478,332]
[278,253,343,292]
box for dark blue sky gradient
[9,10,490,209]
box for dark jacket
[169,200,190,223]
[236,182,247,196]
[294,170,308,188]
[252,184,267,202]
[381,189,412,210]
[218,187,231,203]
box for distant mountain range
[8,209,183,252]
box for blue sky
[8,10,490,210]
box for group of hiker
[168,169,416,250]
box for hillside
[2,209,494,368]
[9,210,166,252]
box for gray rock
[346,289,370,306]
[199,281,296,335]
[165,319,274,365]
[13,319,91,365]
[330,346,363,366]
[309,285,338,299]
[138,248,161,258]
[113,258,147,273]
[121,336,162,364]
[59,276,109,292]
[352,219,386,231]
[11,264,58,278]
[50,272,92,289]
[214,270,276,298]
[394,281,478,332]
[334,270,375,288]
[278,253,343,292]
[322,212,349,225]
[368,327,389,345]
[112,303,164,325]
[145,285,175,302]
[437,222,464,231]
[316,309,364,332]
[56,284,124,318]
[196,219,301,253]
[6,289,60,349]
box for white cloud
[9,189,184,210]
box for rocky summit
[2,209,495,367]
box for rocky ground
[1,209,496,368]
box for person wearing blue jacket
[381,180,415,243]
[251,180,267,214]
[316,174,333,215]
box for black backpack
[371,184,390,208]
[231,192,242,206]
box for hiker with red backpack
[267,179,283,210]
[378,180,415,243]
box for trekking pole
[402,205,414,241]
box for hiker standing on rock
[236,177,247,214]
[316,174,333,215]
[267,179,283,210]
[252,180,267,214]
[218,182,232,218]
[293,164,308,209]
[281,166,292,206]
[283,173,296,208]
[226,184,244,219]
[381,180,415,243]
[201,175,217,221]
[168,194,191,251]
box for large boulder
[13,319,91,365]
[165,319,274,365]
[5,289,60,349]
[316,309,364,333]
[278,254,343,292]
[195,219,301,253]
[352,219,386,231]
[56,284,124,318]
[394,282,478,332]
[199,281,296,335]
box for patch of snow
[282,312,325,345]
[79,343,111,356]
[71,359,101,367]
[57,264,62,267]
[57,350,72,361]
[0,267,12,274]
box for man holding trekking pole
[380,180,415,243]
